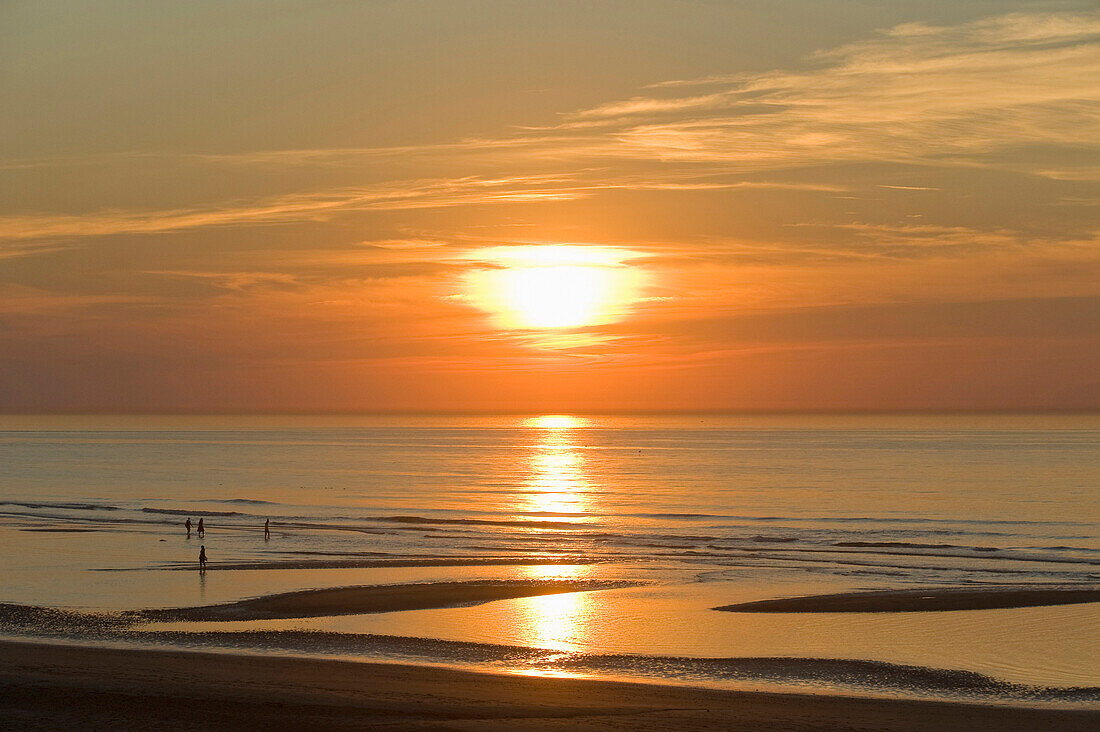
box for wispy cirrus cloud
[546,11,1100,171]
[6,11,1095,191]
[0,174,581,242]
[143,270,301,292]
[6,10,1092,255]
[0,240,76,261]
[12,12,1096,181]
[0,170,843,244]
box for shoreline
[1,639,1096,731]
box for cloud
[0,240,76,261]
[11,9,1088,254]
[788,222,1030,259]
[0,170,848,245]
[0,174,583,242]
[0,285,151,315]
[1036,167,1100,181]
[143,270,300,292]
[548,11,1100,171]
[5,9,1093,241]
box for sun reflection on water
[514,563,594,655]
[524,415,589,430]
[513,416,599,654]
[523,415,591,517]
[520,591,589,652]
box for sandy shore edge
[1,640,1096,731]
[715,586,1100,613]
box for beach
[1,415,1098,719]
[3,640,1097,731]
[2,580,1097,710]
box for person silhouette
[185,517,192,537]
[264,518,270,540]
[197,518,205,537]
[198,545,208,572]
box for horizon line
[2,409,1098,417]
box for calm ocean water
[1,414,1097,699]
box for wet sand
[1,640,1095,731]
[134,579,636,621]
[714,586,1100,613]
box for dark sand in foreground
[714,586,1100,613]
[1,640,1096,731]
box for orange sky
[1,2,1098,412]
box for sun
[500,265,612,328]
[461,245,647,330]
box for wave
[207,499,280,506]
[0,501,119,511]
[624,512,719,519]
[141,508,243,517]
[723,515,1093,527]
[833,541,1002,552]
[435,511,1091,527]
[4,501,1096,586]
[5,500,1092,539]
[517,511,719,519]
[370,515,584,529]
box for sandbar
[135,579,634,621]
[714,586,1100,613]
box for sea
[1,413,1097,704]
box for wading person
[185,517,192,536]
[197,517,205,537]
[264,518,270,539]
[198,545,208,572]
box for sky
[1,0,1098,412]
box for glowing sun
[462,246,647,330]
